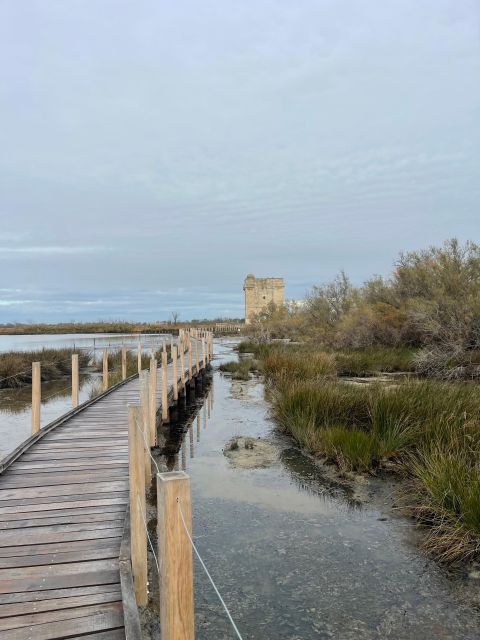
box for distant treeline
[0,319,243,336]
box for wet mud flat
[140,340,480,640]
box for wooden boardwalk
[0,346,205,639]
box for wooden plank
[0,568,121,594]
[0,558,119,580]
[0,472,128,489]
[0,538,123,558]
[0,589,122,618]
[2,545,120,568]
[0,496,128,515]
[0,602,124,639]
[0,512,125,530]
[0,526,124,547]
[0,491,128,510]
[0,584,121,605]
[0,600,125,631]
[0,505,126,523]
[0,470,127,486]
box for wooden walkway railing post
[188,338,193,381]
[157,471,194,640]
[140,370,152,485]
[72,353,79,408]
[162,351,169,423]
[195,334,199,374]
[122,347,127,380]
[172,345,178,401]
[179,339,185,388]
[128,405,148,606]
[137,340,142,374]
[102,348,109,391]
[31,361,41,434]
[149,357,157,446]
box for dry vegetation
[0,349,90,389]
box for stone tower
[243,274,285,324]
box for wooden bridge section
[0,334,211,640]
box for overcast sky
[0,1,479,322]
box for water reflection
[279,446,362,508]
[159,379,213,471]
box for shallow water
[149,339,480,640]
[0,332,171,353]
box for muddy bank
[140,339,480,640]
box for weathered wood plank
[2,545,120,568]
[0,590,122,618]
[0,537,122,558]
[0,525,124,547]
[0,496,128,515]
[0,568,121,594]
[0,602,124,639]
[0,584,121,605]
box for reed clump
[219,358,258,380]
[0,349,90,389]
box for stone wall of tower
[243,274,285,324]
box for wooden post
[137,341,142,374]
[31,361,41,434]
[139,371,152,485]
[122,347,127,380]
[162,351,168,423]
[172,346,178,401]
[187,339,192,381]
[149,357,157,446]
[195,338,199,375]
[157,471,194,640]
[102,349,108,391]
[179,341,185,388]
[72,354,79,408]
[201,338,206,370]
[128,405,147,606]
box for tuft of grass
[320,427,378,472]
[408,447,480,562]
[219,358,258,380]
[334,346,416,377]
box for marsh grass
[219,358,258,380]
[261,342,480,561]
[0,349,90,389]
[238,341,416,378]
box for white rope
[137,494,160,575]
[177,500,244,640]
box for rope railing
[177,498,244,640]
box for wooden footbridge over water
[0,330,213,640]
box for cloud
[0,0,478,320]
[0,246,111,256]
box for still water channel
[0,333,171,460]
[147,339,480,640]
